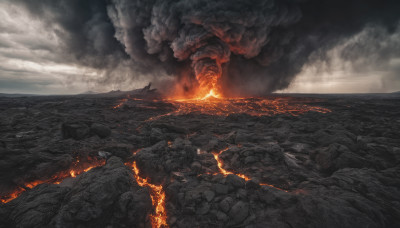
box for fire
[201,89,221,100]
[128,161,168,228]
[0,157,105,204]
[213,148,287,192]
[113,79,330,118]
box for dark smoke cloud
[11,0,400,95]
[12,0,128,69]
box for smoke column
[12,0,400,96]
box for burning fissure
[213,148,287,192]
[127,161,168,228]
[0,157,105,204]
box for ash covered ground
[0,91,400,228]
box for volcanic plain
[0,91,399,228]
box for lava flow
[213,148,287,192]
[128,161,168,228]
[0,157,105,204]
[114,75,330,118]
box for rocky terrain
[0,92,399,228]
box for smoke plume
[12,0,400,96]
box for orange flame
[213,148,287,192]
[1,157,105,204]
[128,161,168,228]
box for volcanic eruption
[11,0,400,98]
[2,1,400,228]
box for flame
[1,157,105,204]
[195,69,222,100]
[128,161,168,228]
[213,148,287,192]
[200,89,221,100]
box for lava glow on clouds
[0,0,400,95]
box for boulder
[90,123,111,138]
[229,201,249,224]
[61,122,90,140]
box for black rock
[90,123,111,138]
[229,201,249,224]
[61,121,90,140]
[226,174,245,188]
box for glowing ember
[213,148,287,192]
[113,98,128,109]
[0,157,105,204]
[128,161,168,228]
[0,187,25,204]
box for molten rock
[1,93,400,227]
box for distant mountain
[0,93,40,97]
[79,91,98,95]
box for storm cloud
[5,0,400,95]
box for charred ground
[0,92,399,228]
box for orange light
[139,96,330,122]
[0,187,24,204]
[1,157,105,204]
[128,161,168,228]
[200,89,221,100]
[113,98,128,109]
[212,148,287,192]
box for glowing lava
[200,89,221,100]
[213,148,287,192]
[0,157,105,204]
[128,161,168,228]
[113,98,128,109]
[137,96,331,122]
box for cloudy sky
[0,1,399,94]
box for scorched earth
[0,90,399,228]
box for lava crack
[127,161,168,228]
[213,148,287,192]
[0,157,105,204]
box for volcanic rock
[226,174,245,188]
[1,93,400,227]
[1,157,152,227]
[90,123,111,138]
[219,196,234,213]
[203,190,215,202]
[229,201,249,224]
[61,121,90,140]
